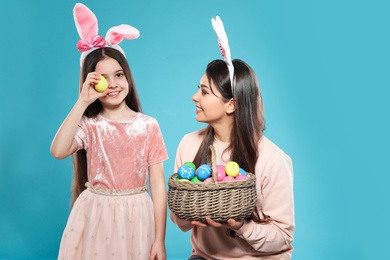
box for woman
[170,16,294,260]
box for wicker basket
[168,145,257,223]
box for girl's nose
[106,78,116,88]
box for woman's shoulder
[175,129,205,153]
[180,129,205,144]
[259,135,291,161]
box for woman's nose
[192,89,200,102]
[192,92,198,102]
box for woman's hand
[191,217,244,230]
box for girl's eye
[116,72,124,77]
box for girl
[170,16,295,260]
[51,4,168,259]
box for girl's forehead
[96,58,122,71]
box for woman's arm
[234,150,295,252]
[192,150,294,253]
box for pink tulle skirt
[58,187,155,259]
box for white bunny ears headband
[73,3,140,66]
[211,16,235,90]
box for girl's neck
[100,105,137,121]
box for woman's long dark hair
[192,59,265,176]
[192,59,266,237]
[71,47,142,205]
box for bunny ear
[211,16,234,88]
[211,16,232,64]
[73,3,98,43]
[105,24,140,46]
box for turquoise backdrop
[1,0,389,259]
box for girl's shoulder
[133,112,160,123]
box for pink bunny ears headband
[73,3,140,66]
[211,16,234,90]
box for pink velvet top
[75,113,168,191]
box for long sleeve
[235,146,294,253]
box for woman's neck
[213,123,232,143]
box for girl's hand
[191,217,244,230]
[149,240,166,260]
[79,72,107,104]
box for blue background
[1,0,389,259]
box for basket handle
[208,145,218,183]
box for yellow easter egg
[225,161,239,177]
[178,179,191,182]
[95,76,108,92]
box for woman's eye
[116,72,124,77]
[198,85,209,96]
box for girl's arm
[50,72,105,159]
[149,162,167,260]
[50,100,89,159]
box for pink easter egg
[216,165,226,181]
[203,177,213,183]
[235,174,248,181]
[222,176,235,182]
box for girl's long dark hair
[193,59,265,176]
[71,47,142,205]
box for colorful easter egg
[225,161,239,177]
[190,176,202,183]
[239,167,247,176]
[216,165,226,181]
[203,177,213,183]
[196,164,212,181]
[222,176,235,182]
[177,165,195,180]
[95,75,108,92]
[235,174,248,181]
[183,161,196,172]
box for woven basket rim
[168,145,255,190]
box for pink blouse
[75,113,168,190]
[171,130,294,259]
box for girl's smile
[95,57,129,107]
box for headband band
[73,3,140,66]
[211,16,234,90]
